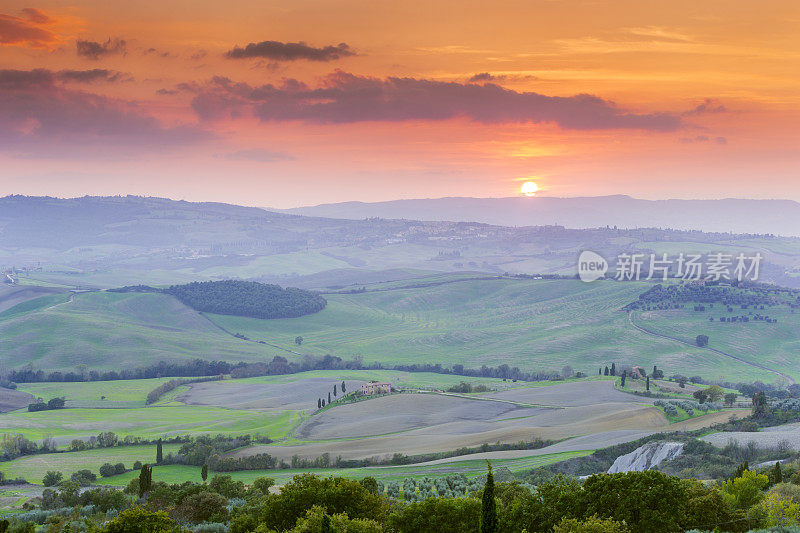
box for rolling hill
[1,275,794,383]
[0,291,284,370]
[281,195,800,236]
[3,195,800,291]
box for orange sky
[1,0,798,207]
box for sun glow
[521,181,539,197]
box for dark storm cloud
[76,38,127,60]
[189,71,681,131]
[225,41,356,61]
[0,68,210,156]
[0,10,57,47]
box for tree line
[6,463,799,532]
[145,375,224,405]
[625,282,788,311]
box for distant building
[361,381,391,395]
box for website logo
[578,250,608,282]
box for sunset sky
[1,0,799,208]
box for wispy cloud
[0,68,210,156]
[683,98,727,116]
[0,8,58,48]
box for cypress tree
[646,376,650,391]
[334,384,337,397]
[620,371,626,388]
[734,461,750,479]
[774,462,783,483]
[156,438,163,464]
[328,392,331,404]
[480,461,498,533]
[201,463,208,483]
[610,363,616,376]
[138,465,152,498]
[604,366,609,376]
[341,381,346,393]
[599,368,602,375]
[317,398,321,409]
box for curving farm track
[627,311,795,385]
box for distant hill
[2,195,800,290]
[280,195,800,236]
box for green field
[17,378,178,408]
[0,443,182,483]
[0,291,281,370]
[632,306,800,383]
[208,278,779,381]
[93,450,592,487]
[0,371,578,444]
[0,277,790,382]
[0,294,71,320]
[0,405,299,441]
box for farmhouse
[361,381,391,395]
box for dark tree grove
[162,280,327,319]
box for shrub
[208,475,246,499]
[101,506,174,533]
[554,515,630,533]
[387,496,481,533]
[177,491,229,524]
[42,471,62,487]
[583,471,688,533]
[291,505,383,533]
[227,473,383,532]
[191,524,227,533]
[70,470,97,486]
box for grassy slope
[0,406,299,441]
[16,378,178,408]
[633,306,800,383]
[0,277,787,381]
[0,291,284,370]
[94,450,592,487]
[1,443,182,482]
[209,279,775,381]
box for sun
[521,181,539,197]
